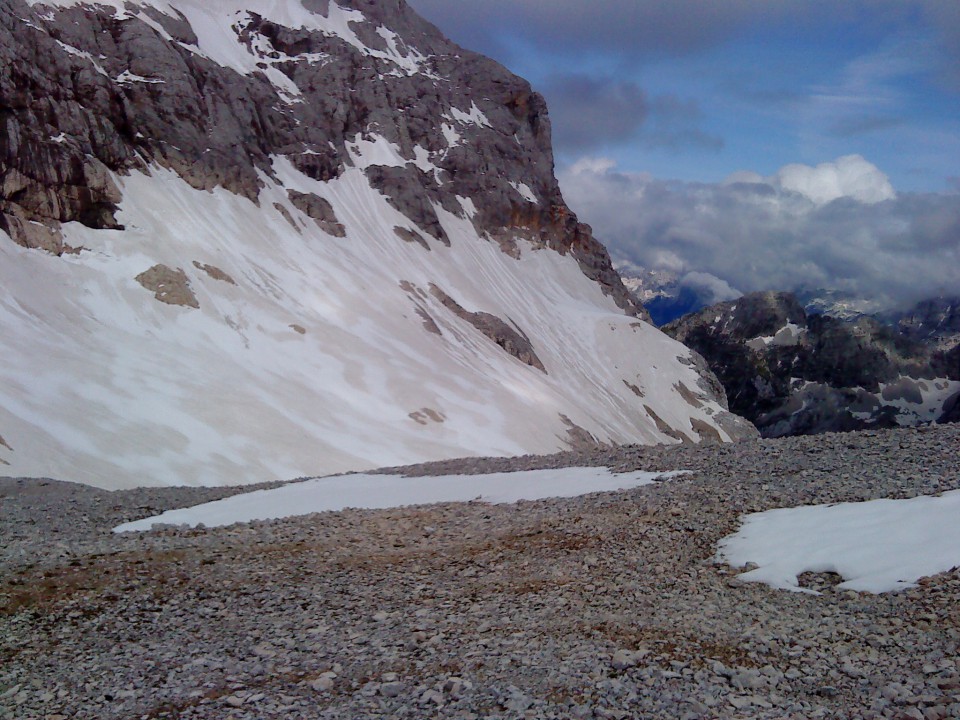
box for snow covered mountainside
[0,0,754,488]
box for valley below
[3,423,959,720]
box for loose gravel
[2,424,959,719]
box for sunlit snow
[717,490,960,594]
[0,155,730,488]
[114,467,682,532]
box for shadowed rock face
[664,291,960,436]
[0,0,644,318]
[896,297,960,352]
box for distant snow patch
[449,103,490,127]
[441,124,461,147]
[509,181,538,204]
[346,134,406,169]
[115,70,164,84]
[745,322,805,351]
[718,490,960,594]
[114,467,683,531]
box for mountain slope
[0,0,754,487]
[663,292,960,437]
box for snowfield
[718,489,960,594]
[0,157,733,488]
[113,467,683,532]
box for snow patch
[55,40,108,77]
[746,322,805,351]
[509,181,538,204]
[0,153,739,489]
[114,467,683,531]
[345,133,406,170]
[718,490,960,594]
[441,124,461,148]
[449,102,490,128]
[115,70,165,84]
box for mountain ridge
[663,291,960,436]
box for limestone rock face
[896,297,960,352]
[665,291,960,436]
[0,0,643,317]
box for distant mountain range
[660,291,960,437]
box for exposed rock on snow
[429,284,546,373]
[135,264,199,308]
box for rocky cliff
[664,292,960,437]
[0,0,753,487]
[895,297,960,352]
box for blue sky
[407,1,960,309]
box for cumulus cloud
[561,157,960,310]
[772,155,896,205]
[680,272,743,304]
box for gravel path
[2,424,959,719]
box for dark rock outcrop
[896,296,960,351]
[430,284,546,372]
[664,291,960,436]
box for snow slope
[114,467,681,531]
[0,156,733,488]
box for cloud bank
[538,75,723,153]
[561,155,960,310]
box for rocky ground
[2,424,959,720]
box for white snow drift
[114,467,680,531]
[718,490,960,594]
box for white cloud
[680,272,743,304]
[560,155,960,310]
[773,154,895,205]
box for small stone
[380,682,405,698]
[732,669,765,690]
[443,677,471,695]
[420,689,444,705]
[611,649,638,671]
[309,677,334,693]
